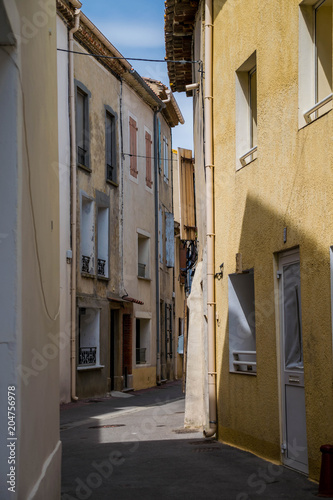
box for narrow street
[61,381,317,500]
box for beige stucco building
[57,1,184,399]
[166,0,333,482]
[0,0,61,497]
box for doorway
[278,249,308,474]
[110,309,118,391]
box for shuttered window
[106,111,116,183]
[76,87,90,168]
[145,131,153,188]
[163,136,169,182]
[165,212,174,268]
[129,116,138,178]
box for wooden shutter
[129,117,138,178]
[76,90,86,165]
[165,212,174,268]
[145,131,153,188]
[179,242,187,285]
[179,148,196,240]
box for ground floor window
[228,270,257,373]
[78,308,101,366]
[136,318,150,364]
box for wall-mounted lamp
[215,263,224,280]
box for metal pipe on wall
[69,8,80,402]
[203,0,217,438]
[154,108,162,385]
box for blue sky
[81,0,193,151]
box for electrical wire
[1,48,60,322]
[123,152,179,163]
[57,48,201,65]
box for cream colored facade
[57,3,184,397]
[166,0,333,482]
[0,0,61,497]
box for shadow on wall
[218,192,333,479]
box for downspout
[69,8,80,401]
[203,0,217,438]
[154,104,164,385]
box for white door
[278,249,308,474]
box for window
[159,207,163,264]
[81,194,95,275]
[137,231,150,278]
[236,52,257,168]
[165,211,175,268]
[158,119,162,173]
[129,115,138,178]
[78,308,101,367]
[299,0,332,125]
[145,130,153,188]
[228,270,257,374]
[76,83,90,169]
[315,0,332,104]
[136,318,150,364]
[105,108,117,184]
[97,207,109,278]
[249,67,257,150]
[163,136,169,182]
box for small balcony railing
[98,258,106,276]
[107,163,114,181]
[138,262,146,278]
[79,346,97,365]
[77,146,87,166]
[136,347,146,364]
[82,255,90,273]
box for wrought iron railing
[98,258,106,276]
[78,146,87,166]
[136,347,146,364]
[82,255,90,273]
[138,262,146,278]
[79,346,97,365]
[107,163,114,181]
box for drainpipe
[154,104,164,385]
[203,0,217,438]
[69,8,80,401]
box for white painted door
[278,249,308,474]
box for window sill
[77,364,105,371]
[97,275,110,282]
[81,272,95,279]
[137,276,151,282]
[77,163,92,174]
[106,178,119,188]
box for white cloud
[96,21,164,49]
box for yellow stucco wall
[213,0,333,480]
[133,366,157,390]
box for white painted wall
[0,45,19,499]
[0,1,61,497]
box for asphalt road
[60,381,318,500]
